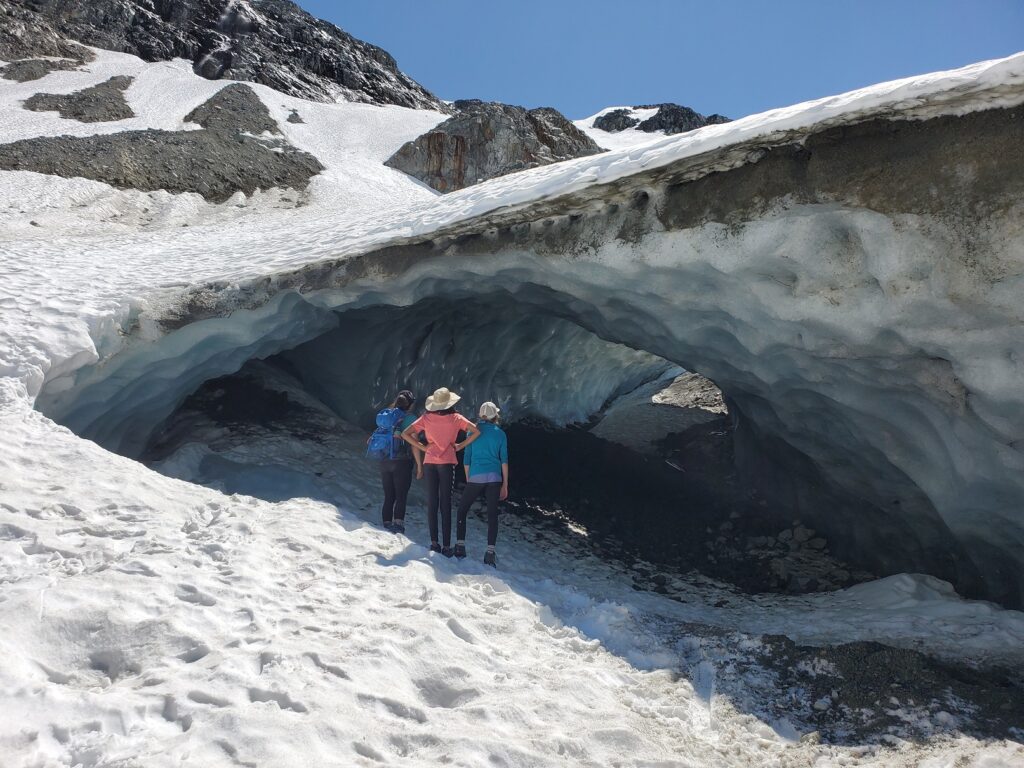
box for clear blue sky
[299,1,1023,119]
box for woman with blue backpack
[455,401,509,567]
[366,390,423,534]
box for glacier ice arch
[36,105,1024,608]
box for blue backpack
[366,407,407,460]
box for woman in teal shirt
[455,401,509,567]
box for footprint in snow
[187,690,232,707]
[248,687,308,713]
[357,694,427,723]
[414,678,481,709]
[176,642,211,664]
[114,560,158,577]
[160,695,193,732]
[304,652,349,679]
[353,742,387,762]
[175,584,216,606]
[446,618,477,644]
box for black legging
[456,482,502,547]
[424,463,455,546]
[379,459,413,525]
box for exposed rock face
[385,99,604,192]
[593,108,639,132]
[0,83,323,201]
[593,103,730,135]
[1,0,444,109]
[0,0,94,64]
[636,103,730,134]
[23,75,135,122]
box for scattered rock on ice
[184,83,280,135]
[765,637,1024,743]
[23,75,135,123]
[0,57,83,82]
[0,83,324,202]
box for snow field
[3,46,1024,767]
[3,380,1023,766]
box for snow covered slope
[3,43,1024,767]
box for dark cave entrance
[137,293,892,596]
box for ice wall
[280,294,672,428]
[36,102,1024,607]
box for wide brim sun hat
[425,387,461,411]
[479,401,500,420]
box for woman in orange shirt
[402,387,480,556]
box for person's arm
[463,439,474,479]
[400,422,424,451]
[499,433,509,500]
[412,442,424,479]
[454,422,480,452]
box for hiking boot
[441,546,454,558]
[383,521,394,532]
[453,544,467,559]
[429,542,442,553]
[392,521,405,534]
[483,551,496,568]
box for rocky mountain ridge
[594,103,730,134]
[0,0,445,108]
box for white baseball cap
[478,401,501,420]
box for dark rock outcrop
[593,108,639,132]
[24,75,135,122]
[636,103,730,134]
[0,0,93,64]
[385,99,603,193]
[1,0,445,109]
[0,83,323,201]
[592,103,730,135]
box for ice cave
[34,94,1024,610]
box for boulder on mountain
[636,103,730,134]
[385,99,604,193]
[593,108,640,132]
